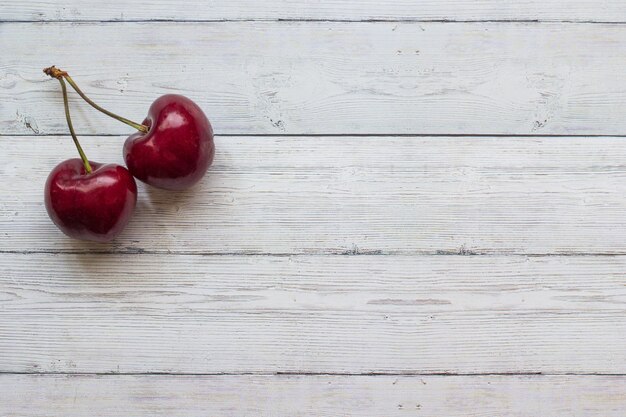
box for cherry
[43,68,137,242]
[45,67,214,190]
[45,160,137,242]
[124,94,214,190]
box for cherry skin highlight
[45,159,138,242]
[124,94,214,190]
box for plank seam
[3,250,626,257]
[0,371,624,376]
[5,19,626,24]
[4,134,626,138]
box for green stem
[43,66,148,133]
[64,75,149,133]
[59,78,93,174]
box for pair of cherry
[43,67,215,242]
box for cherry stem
[43,66,149,134]
[58,77,93,174]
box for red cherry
[124,94,215,190]
[45,159,137,242]
[43,67,215,191]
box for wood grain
[3,1,625,414]
[4,22,626,135]
[3,0,626,22]
[1,253,625,374]
[3,374,626,416]
[3,135,626,254]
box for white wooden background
[1,1,626,415]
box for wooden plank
[3,135,626,254]
[3,1,626,22]
[1,253,625,374]
[2,374,626,416]
[3,22,626,135]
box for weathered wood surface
[3,374,626,417]
[2,0,626,22]
[3,23,626,135]
[3,2,626,415]
[1,253,625,374]
[2,135,626,254]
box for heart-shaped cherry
[43,67,137,242]
[124,94,214,190]
[45,67,214,190]
[45,159,137,242]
